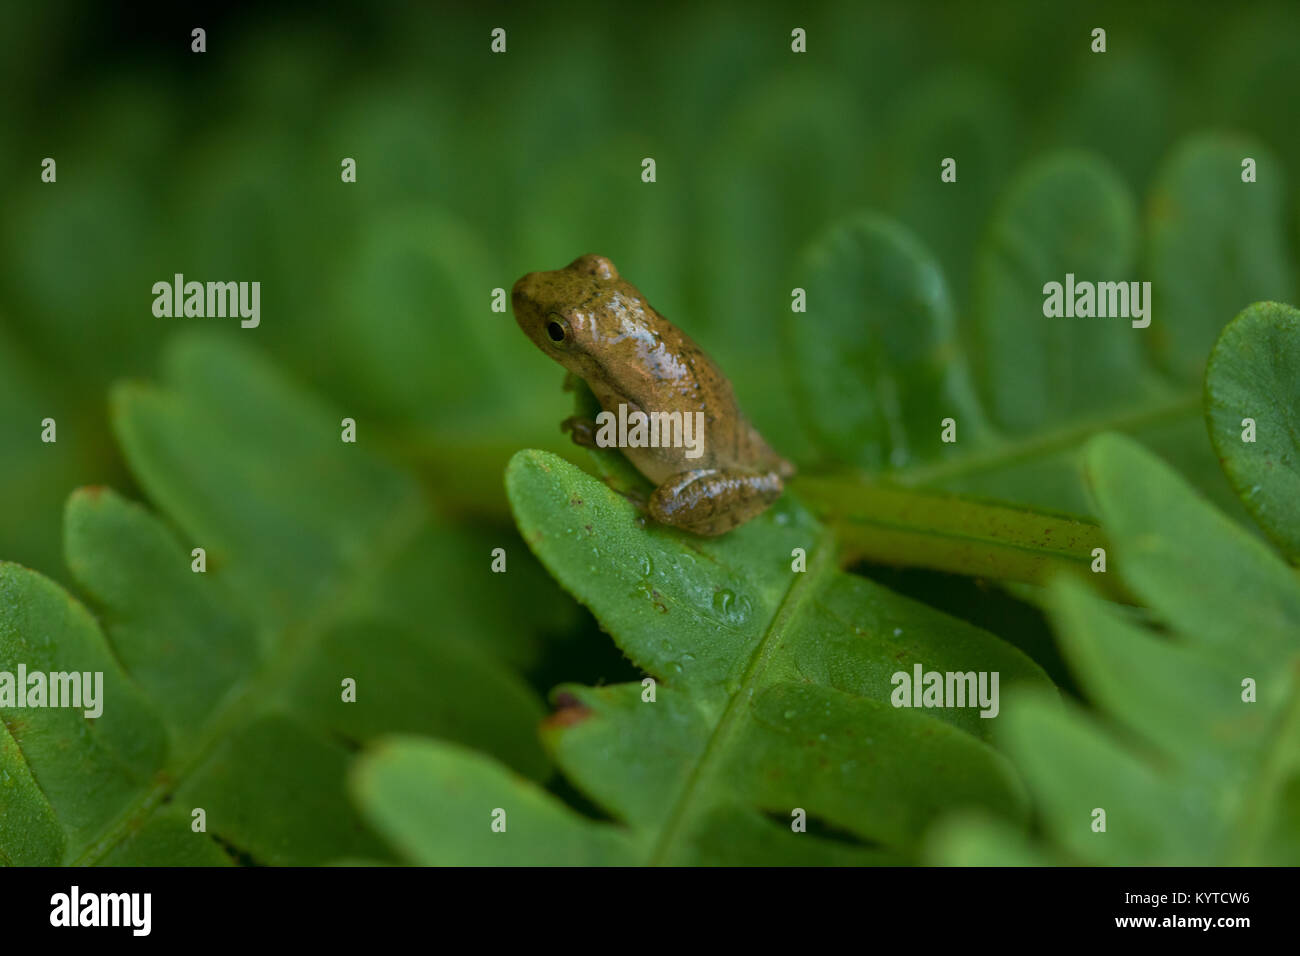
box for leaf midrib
[645,527,837,865]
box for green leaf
[1145,134,1296,383]
[0,720,64,865]
[971,152,1146,434]
[63,486,257,743]
[924,811,1054,866]
[1,333,558,865]
[351,736,637,866]
[785,206,1122,587]
[1205,301,1300,562]
[880,69,1019,311]
[789,152,1260,525]
[1083,436,1300,672]
[353,449,1051,866]
[0,561,168,865]
[937,434,1300,864]
[789,214,990,471]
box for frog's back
[618,308,794,479]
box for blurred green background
[2,0,1298,626]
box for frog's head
[512,254,642,381]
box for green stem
[889,392,1200,486]
[792,477,1127,600]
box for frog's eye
[545,315,569,345]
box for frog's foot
[648,468,784,536]
[561,416,601,448]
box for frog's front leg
[648,468,784,536]
[560,415,601,448]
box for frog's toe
[561,416,600,448]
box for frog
[512,254,795,536]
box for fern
[0,335,561,865]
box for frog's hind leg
[648,468,784,536]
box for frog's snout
[511,273,553,351]
[511,273,548,331]
[511,272,537,310]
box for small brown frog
[512,254,794,535]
